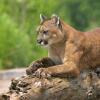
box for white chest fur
[48,45,65,65]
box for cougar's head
[36,14,64,47]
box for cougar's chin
[40,40,49,47]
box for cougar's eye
[43,30,48,35]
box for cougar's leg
[26,57,55,75]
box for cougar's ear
[51,14,60,27]
[40,14,47,23]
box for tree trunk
[0,69,100,100]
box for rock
[0,69,100,100]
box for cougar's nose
[37,39,42,44]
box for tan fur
[27,15,100,77]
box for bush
[0,13,33,69]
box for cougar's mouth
[40,40,48,46]
[37,39,48,46]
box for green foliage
[0,13,33,69]
[0,0,100,69]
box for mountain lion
[26,14,100,78]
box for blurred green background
[0,0,100,69]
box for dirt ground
[0,80,11,93]
[0,68,26,94]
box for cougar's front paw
[26,62,41,75]
[34,68,51,78]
